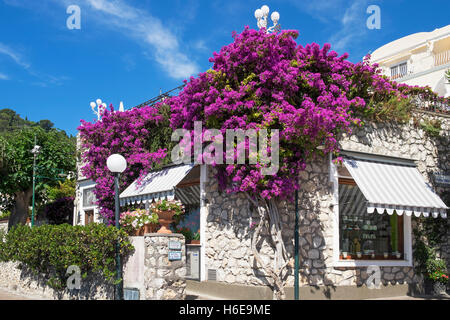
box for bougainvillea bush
[78,27,448,299]
[78,106,171,223]
[79,27,448,222]
[165,27,448,201]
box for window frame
[330,155,413,267]
[390,61,408,80]
[337,177,405,261]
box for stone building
[74,108,449,300]
[197,110,449,299]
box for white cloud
[288,0,371,55]
[62,0,200,79]
[0,41,68,86]
[0,42,30,69]
[327,1,371,52]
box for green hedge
[0,223,134,289]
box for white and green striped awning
[343,158,448,218]
[119,164,196,207]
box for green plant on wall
[413,216,449,280]
[420,118,442,137]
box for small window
[82,187,96,208]
[338,178,404,260]
[390,62,407,80]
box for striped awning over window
[119,164,195,207]
[343,158,448,218]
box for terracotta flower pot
[134,227,144,236]
[144,223,157,234]
[156,210,175,234]
[191,239,200,245]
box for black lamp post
[107,154,127,300]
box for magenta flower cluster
[166,28,382,200]
[78,106,167,223]
[79,27,448,221]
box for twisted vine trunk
[245,193,293,300]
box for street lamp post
[30,137,41,228]
[106,154,127,301]
[254,5,280,33]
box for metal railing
[134,84,186,109]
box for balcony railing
[410,95,450,114]
[434,50,450,67]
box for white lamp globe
[96,98,102,105]
[254,8,263,19]
[271,11,280,23]
[107,154,127,173]
[90,102,96,108]
[261,5,269,16]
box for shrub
[44,197,74,225]
[0,223,134,289]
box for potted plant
[151,199,185,234]
[141,211,159,234]
[119,210,143,236]
[120,209,152,236]
[426,259,449,296]
[176,227,193,243]
[191,230,200,244]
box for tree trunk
[245,193,293,300]
[8,189,33,230]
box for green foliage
[0,210,10,220]
[175,227,193,242]
[151,199,185,216]
[446,69,450,84]
[413,216,448,279]
[425,259,448,283]
[0,126,76,205]
[0,223,134,289]
[363,96,413,123]
[420,118,442,137]
[0,109,55,133]
[45,179,76,201]
[192,231,200,241]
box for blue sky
[1,0,449,136]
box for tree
[0,126,76,229]
[0,108,55,133]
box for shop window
[338,177,404,260]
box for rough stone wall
[0,261,114,299]
[144,234,186,300]
[204,111,449,290]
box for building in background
[371,24,450,97]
